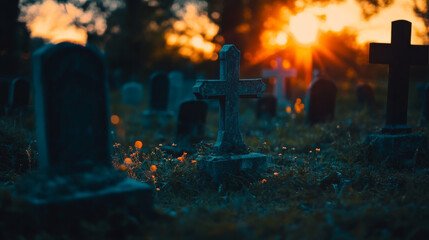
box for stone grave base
[198,152,267,182]
[365,133,428,167]
[15,167,153,229]
[142,110,174,127]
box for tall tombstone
[122,81,143,106]
[420,83,429,125]
[257,95,277,120]
[305,78,337,124]
[193,44,267,182]
[16,42,152,226]
[262,58,297,107]
[149,71,169,111]
[168,71,185,112]
[356,82,376,108]
[0,78,10,115]
[9,77,30,109]
[143,71,174,126]
[366,20,428,166]
[176,100,208,147]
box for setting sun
[289,12,319,45]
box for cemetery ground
[1,80,429,239]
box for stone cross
[369,20,428,134]
[262,58,296,106]
[193,45,265,154]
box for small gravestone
[305,78,337,124]
[356,82,376,108]
[15,42,153,227]
[366,20,428,166]
[193,45,267,182]
[168,71,185,112]
[122,81,143,106]
[257,95,277,120]
[262,58,297,108]
[0,78,11,115]
[142,71,174,126]
[420,83,429,125]
[9,77,30,109]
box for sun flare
[289,12,319,45]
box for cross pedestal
[262,58,297,108]
[193,45,267,182]
[366,20,428,166]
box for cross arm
[193,79,266,99]
[370,43,429,65]
[369,43,391,64]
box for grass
[1,80,429,239]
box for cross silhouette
[262,58,296,106]
[369,20,428,134]
[193,45,265,154]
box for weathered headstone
[143,71,174,126]
[366,20,428,166]
[175,100,208,151]
[356,82,376,108]
[262,58,297,107]
[420,83,429,125]
[149,71,169,111]
[193,44,267,182]
[16,42,153,226]
[9,77,30,109]
[122,81,143,106]
[257,95,277,119]
[0,78,10,115]
[305,78,337,124]
[168,71,185,112]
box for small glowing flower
[286,106,292,114]
[261,179,267,183]
[111,115,120,125]
[156,188,160,191]
[316,148,321,152]
[192,160,197,164]
[150,164,157,172]
[177,152,188,162]
[135,141,143,149]
[118,164,127,171]
[124,157,132,165]
[274,172,278,176]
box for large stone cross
[262,58,297,106]
[193,45,265,154]
[369,20,428,134]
